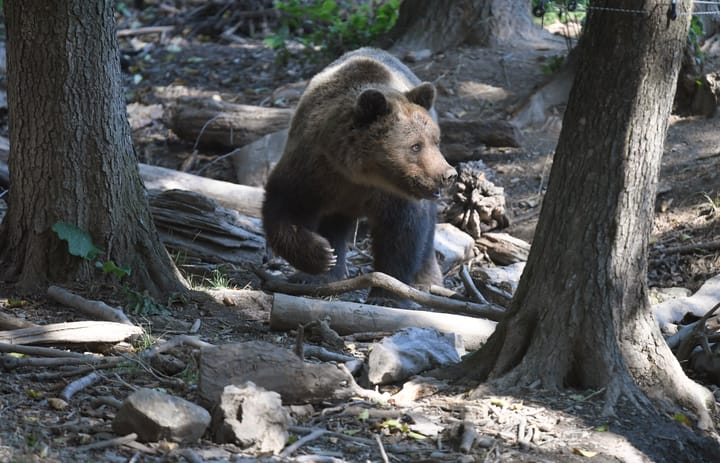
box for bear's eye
[411,143,422,153]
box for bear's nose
[443,167,458,184]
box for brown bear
[262,47,456,301]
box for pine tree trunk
[389,0,538,52]
[461,1,714,427]
[0,1,186,297]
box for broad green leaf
[51,222,102,260]
[96,260,131,278]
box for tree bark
[461,1,715,429]
[389,0,539,52]
[0,1,186,296]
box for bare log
[258,270,505,321]
[476,232,530,265]
[47,286,134,325]
[0,321,143,345]
[164,96,293,150]
[270,293,496,350]
[139,163,264,218]
[198,341,381,406]
[148,189,265,265]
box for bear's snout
[442,167,458,186]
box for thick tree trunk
[461,1,714,428]
[0,1,185,297]
[389,0,538,52]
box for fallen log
[163,96,521,153]
[164,96,293,150]
[0,321,143,345]
[269,293,496,350]
[139,163,264,218]
[148,189,265,265]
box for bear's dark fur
[262,48,456,298]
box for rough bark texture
[0,1,185,296]
[462,1,714,428]
[389,0,538,52]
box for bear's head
[350,83,457,200]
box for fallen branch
[674,302,720,362]
[74,433,138,452]
[61,371,102,401]
[116,26,174,38]
[257,270,505,321]
[1,355,122,370]
[280,428,327,458]
[0,321,143,345]
[270,293,496,351]
[0,342,88,358]
[0,312,38,330]
[460,264,489,305]
[658,240,720,256]
[47,286,134,326]
[140,334,213,360]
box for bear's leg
[289,214,353,283]
[368,199,439,306]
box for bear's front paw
[288,232,338,275]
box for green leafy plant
[265,0,400,60]
[688,15,705,68]
[51,222,131,278]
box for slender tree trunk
[461,1,714,428]
[0,1,186,297]
[389,0,539,52]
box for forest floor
[1,5,720,463]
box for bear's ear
[355,89,389,125]
[406,82,436,111]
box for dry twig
[60,371,101,401]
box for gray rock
[434,223,476,273]
[211,382,290,454]
[368,327,463,385]
[231,129,288,187]
[112,388,210,443]
[474,262,525,295]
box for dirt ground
[1,5,720,463]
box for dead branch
[116,26,174,38]
[303,345,355,363]
[279,428,327,458]
[375,434,391,463]
[0,321,143,345]
[257,269,505,321]
[74,433,138,452]
[47,286,134,325]
[0,342,88,358]
[674,302,720,362]
[60,371,101,401]
[140,334,213,360]
[658,240,720,255]
[270,293,496,351]
[0,312,38,330]
[460,264,489,304]
[1,355,122,370]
